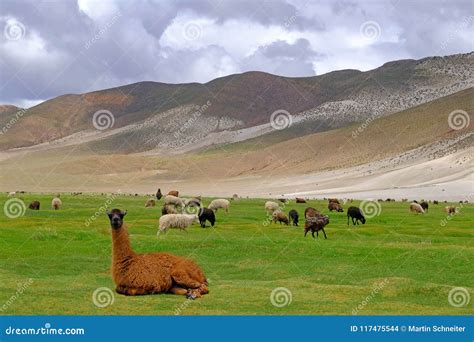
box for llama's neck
[111,225,136,262]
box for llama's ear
[122,210,127,216]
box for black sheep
[156,188,163,200]
[347,206,366,225]
[198,208,215,228]
[288,209,299,226]
[28,200,40,210]
[420,201,429,212]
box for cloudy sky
[0,0,472,107]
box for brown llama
[107,209,208,299]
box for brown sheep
[304,214,330,239]
[328,198,340,204]
[28,201,40,210]
[410,202,425,214]
[161,205,178,215]
[145,199,156,208]
[272,211,289,225]
[304,207,321,218]
[167,190,179,197]
[328,202,344,212]
[296,197,307,203]
[107,209,208,299]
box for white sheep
[265,201,279,214]
[51,197,62,210]
[158,214,198,233]
[208,199,230,213]
[163,195,184,208]
[8,191,16,197]
[410,202,424,214]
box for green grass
[0,193,472,315]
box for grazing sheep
[410,202,425,214]
[433,200,439,205]
[7,191,16,197]
[164,195,184,208]
[265,201,280,214]
[304,207,321,219]
[208,199,230,213]
[107,209,208,298]
[347,206,366,225]
[296,197,306,203]
[402,198,408,202]
[278,198,288,203]
[28,201,40,210]
[328,202,344,212]
[231,194,239,200]
[51,197,62,210]
[377,199,384,202]
[445,206,457,215]
[145,199,156,208]
[167,190,179,197]
[328,198,340,204]
[158,214,198,233]
[420,201,429,212]
[185,198,202,208]
[272,211,289,225]
[161,205,178,215]
[156,188,163,200]
[288,209,299,226]
[198,208,215,228]
[305,214,330,239]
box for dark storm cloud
[0,0,472,107]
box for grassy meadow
[0,193,472,315]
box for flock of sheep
[7,190,463,239]
[147,189,230,235]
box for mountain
[0,52,472,152]
[0,87,471,198]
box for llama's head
[107,209,127,229]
